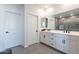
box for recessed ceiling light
[37,9,46,17]
[60,16,62,18]
[70,14,74,16]
[46,8,53,13]
[37,9,44,13]
[63,4,72,7]
[44,5,50,9]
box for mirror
[55,8,79,31]
[41,17,48,29]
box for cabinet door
[40,32,47,44]
[40,32,45,43]
[63,36,69,53]
[55,34,64,52]
[55,34,69,52]
[75,36,79,54]
[68,36,77,54]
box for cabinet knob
[36,29,38,32]
[51,34,53,36]
[51,38,53,40]
[51,43,53,45]
[5,31,9,34]
[44,35,45,38]
[62,40,65,44]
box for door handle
[44,35,45,38]
[5,31,9,34]
[36,30,38,32]
[51,43,53,45]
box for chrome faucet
[63,24,70,33]
[67,24,70,33]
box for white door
[0,10,5,52]
[4,11,21,49]
[28,14,38,45]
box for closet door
[0,10,5,52]
[4,11,22,49]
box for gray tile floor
[12,43,63,54]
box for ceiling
[25,4,61,16]
[26,4,60,11]
[25,4,79,17]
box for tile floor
[12,43,64,54]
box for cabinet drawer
[48,39,56,47]
[47,33,55,40]
[55,33,67,38]
[49,42,56,47]
[50,38,54,40]
[51,33,54,36]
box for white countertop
[41,30,79,36]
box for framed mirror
[41,17,48,29]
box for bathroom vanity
[40,8,79,54]
[40,30,79,54]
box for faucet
[63,24,70,33]
[67,24,71,33]
[65,24,70,33]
